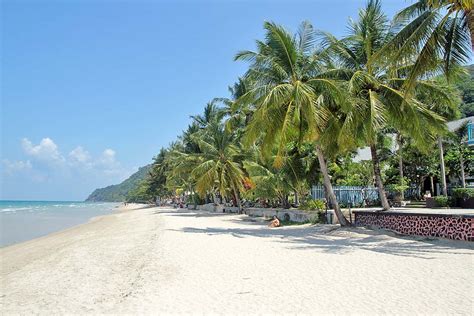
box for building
[447,116,473,146]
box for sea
[0,200,119,247]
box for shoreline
[0,202,150,249]
[1,206,473,314]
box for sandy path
[1,206,473,314]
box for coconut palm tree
[244,156,293,208]
[190,123,247,211]
[323,0,450,210]
[449,121,471,187]
[379,0,472,93]
[416,77,462,196]
[190,101,224,129]
[214,78,253,134]
[235,21,350,225]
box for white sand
[1,206,473,314]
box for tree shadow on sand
[168,220,473,260]
[152,209,231,218]
[155,208,473,259]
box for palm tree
[244,155,293,208]
[145,148,172,201]
[416,77,462,196]
[165,140,200,202]
[191,123,247,211]
[324,0,450,210]
[214,78,253,134]
[235,21,350,225]
[450,121,471,187]
[379,0,472,93]
[190,101,224,129]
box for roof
[447,116,473,131]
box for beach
[1,205,473,314]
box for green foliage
[433,196,449,207]
[85,165,152,202]
[456,65,474,118]
[452,188,474,199]
[299,199,325,211]
[330,156,375,186]
[380,0,472,91]
[187,193,205,205]
[387,177,409,193]
[126,180,152,203]
[385,139,440,197]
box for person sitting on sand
[268,216,280,228]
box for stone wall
[193,204,335,223]
[244,208,332,223]
[354,211,474,241]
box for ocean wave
[0,207,33,213]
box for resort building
[447,116,474,146]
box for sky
[1,0,409,201]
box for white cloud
[9,137,131,182]
[1,159,46,182]
[100,149,116,165]
[22,137,65,164]
[2,137,136,200]
[69,146,91,165]
[2,159,32,175]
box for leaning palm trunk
[438,137,448,196]
[316,145,350,226]
[460,152,466,188]
[232,186,242,213]
[370,144,390,211]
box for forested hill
[458,64,474,118]
[85,165,151,202]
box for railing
[311,185,420,206]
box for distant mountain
[85,165,151,202]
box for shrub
[299,199,325,211]
[452,188,474,199]
[434,196,449,207]
[388,178,409,194]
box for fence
[311,185,420,206]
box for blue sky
[1,0,408,201]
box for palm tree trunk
[438,137,448,196]
[232,186,242,213]
[212,192,218,204]
[294,190,299,206]
[189,185,197,209]
[315,145,350,226]
[466,9,474,51]
[430,176,435,196]
[460,152,466,188]
[397,134,404,201]
[370,144,390,211]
